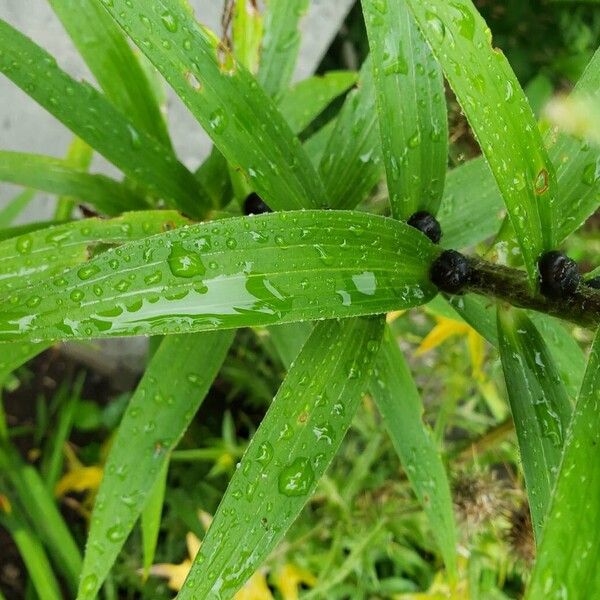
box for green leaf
[0,151,148,216]
[47,0,172,147]
[447,295,586,398]
[232,0,264,73]
[178,316,385,599]
[141,460,169,579]
[305,119,337,167]
[78,331,234,599]
[258,0,310,97]
[497,308,572,539]
[371,329,458,578]
[0,506,63,600]
[362,0,448,219]
[0,211,439,343]
[96,0,327,211]
[320,58,383,209]
[278,71,358,134]
[552,46,600,242]
[437,158,504,250]
[0,19,207,218]
[0,444,82,594]
[405,0,556,285]
[54,137,94,220]
[0,210,189,295]
[526,329,600,599]
[0,342,48,383]
[0,188,36,228]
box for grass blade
[47,0,172,147]
[0,151,148,216]
[78,331,234,599]
[0,19,207,218]
[97,0,328,211]
[141,460,169,579]
[0,210,189,295]
[371,328,458,579]
[258,0,310,97]
[278,71,358,134]
[406,0,556,284]
[232,0,264,73]
[0,506,63,600]
[497,308,572,539]
[0,444,82,593]
[362,0,448,219]
[319,58,383,209]
[0,211,439,342]
[527,329,600,599]
[178,316,385,599]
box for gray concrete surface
[0,0,354,374]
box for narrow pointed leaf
[0,210,189,295]
[362,0,448,219]
[78,331,234,599]
[232,0,264,73]
[96,0,328,211]
[371,329,458,578]
[278,71,358,134]
[0,151,147,215]
[527,330,600,599]
[258,0,310,97]
[320,59,383,209]
[405,0,556,284]
[497,308,572,538]
[0,444,82,593]
[47,0,172,147]
[437,158,504,249]
[0,19,207,217]
[0,211,439,343]
[178,316,385,599]
[141,460,169,578]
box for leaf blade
[178,316,385,599]
[96,0,328,211]
[362,0,448,218]
[0,211,439,343]
[78,331,234,599]
[405,0,556,284]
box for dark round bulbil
[585,276,600,290]
[243,192,271,215]
[407,210,442,244]
[430,250,472,294]
[538,250,580,299]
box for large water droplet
[160,10,178,32]
[168,243,205,278]
[278,457,314,496]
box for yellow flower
[273,563,317,600]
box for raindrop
[168,243,205,278]
[278,457,314,496]
[78,264,100,280]
[209,108,228,133]
[160,10,178,32]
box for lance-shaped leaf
[320,58,383,209]
[278,71,358,134]
[258,0,310,97]
[0,211,439,343]
[371,328,458,578]
[0,210,189,295]
[362,0,448,219]
[178,316,385,599]
[497,308,572,539]
[527,329,600,599]
[0,189,36,228]
[47,0,171,147]
[0,151,147,216]
[0,19,207,218]
[405,0,556,285]
[77,331,234,599]
[438,158,504,249]
[96,0,327,211]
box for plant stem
[463,257,600,329]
